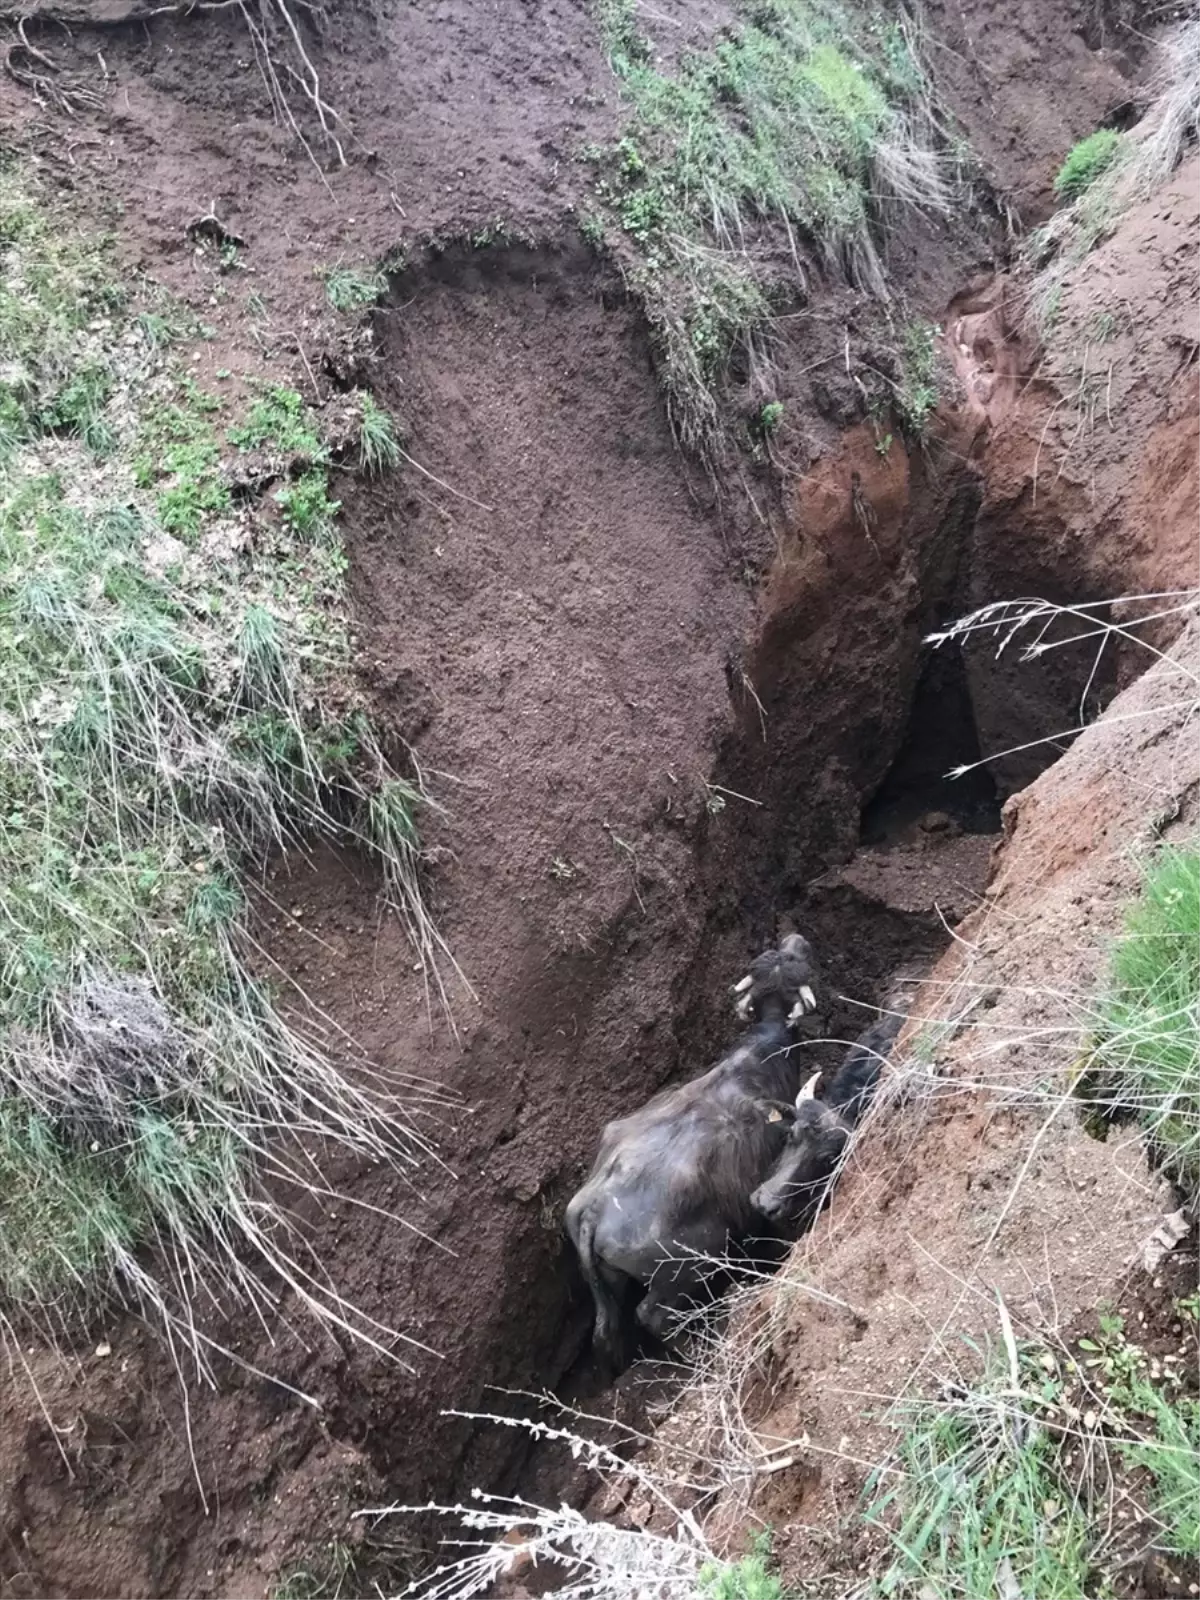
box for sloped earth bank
[644,622,1200,1600]
[0,3,1197,1598]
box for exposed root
[4,17,105,116]
[3,0,348,172]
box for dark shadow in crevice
[859,640,1002,847]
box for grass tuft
[700,1532,788,1599]
[270,1539,359,1600]
[1053,128,1124,200]
[895,319,940,435]
[323,264,388,313]
[275,467,341,537]
[355,392,402,476]
[1029,18,1200,325]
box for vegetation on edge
[1030,18,1200,325]
[869,1304,1200,1598]
[0,166,449,1378]
[588,0,949,452]
[1085,844,1199,1194]
[1053,128,1124,200]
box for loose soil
[0,0,1196,1596]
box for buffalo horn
[795,1071,821,1106]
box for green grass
[229,382,325,459]
[323,264,388,313]
[275,467,341,537]
[757,400,784,438]
[1078,1311,1200,1561]
[0,166,458,1379]
[133,379,230,536]
[1085,845,1199,1192]
[895,320,940,435]
[1053,128,1124,201]
[0,187,126,462]
[869,1360,1094,1599]
[355,392,402,476]
[588,0,948,452]
[868,1309,1200,1598]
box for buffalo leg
[635,1257,711,1344]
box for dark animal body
[749,1007,903,1229]
[564,936,822,1369]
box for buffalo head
[749,1091,850,1229]
[731,933,822,1026]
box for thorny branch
[2,0,347,173]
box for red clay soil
[945,153,1200,795]
[0,0,1193,1596]
[670,622,1200,1600]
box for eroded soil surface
[0,0,1196,1595]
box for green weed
[37,361,115,454]
[895,320,940,435]
[1054,128,1124,201]
[132,377,230,537]
[757,400,784,437]
[470,217,516,249]
[701,1531,789,1599]
[135,312,180,348]
[229,383,324,459]
[275,468,341,537]
[323,264,387,312]
[588,0,949,452]
[1084,845,1199,1192]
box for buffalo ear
[765,1101,797,1125]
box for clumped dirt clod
[37,974,192,1142]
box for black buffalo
[749,1006,904,1230]
[564,934,823,1369]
